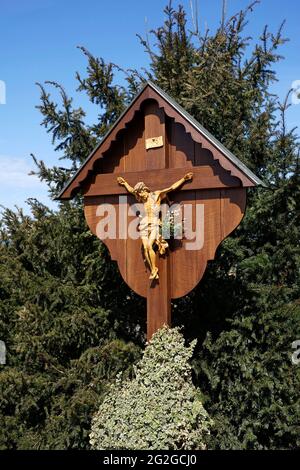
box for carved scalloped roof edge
[57,81,266,199]
[150,82,266,187]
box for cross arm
[158,172,193,199]
[83,166,244,197]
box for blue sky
[0,0,299,213]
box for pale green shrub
[90,326,212,450]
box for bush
[90,327,212,450]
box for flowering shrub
[161,208,184,239]
[90,327,212,450]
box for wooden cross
[58,82,263,340]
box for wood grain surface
[83,100,247,339]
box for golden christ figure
[117,172,193,280]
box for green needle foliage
[197,304,300,449]
[0,201,142,449]
[0,1,299,449]
[90,327,212,450]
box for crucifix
[116,172,193,280]
[58,82,263,340]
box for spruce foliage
[0,1,299,449]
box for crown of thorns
[133,182,150,194]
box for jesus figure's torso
[139,192,162,236]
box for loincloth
[138,218,168,255]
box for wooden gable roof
[58,81,265,200]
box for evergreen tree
[0,1,299,449]
[0,200,141,449]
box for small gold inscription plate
[145,136,163,150]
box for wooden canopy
[58,81,264,201]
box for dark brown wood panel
[84,166,241,197]
[59,84,256,199]
[144,100,166,170]
[83,187,246,303]
[169,189,221,298]
[124,110,146,172]
[69,82,256,340]
[84,195,148,298]
[147,254,171,341]
[220,188,247,240]
[168,119,195,168]
[194,143,218,166]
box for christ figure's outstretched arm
[158,172,193,200]
[117,176,135,195]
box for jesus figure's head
[133,182,150,202]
